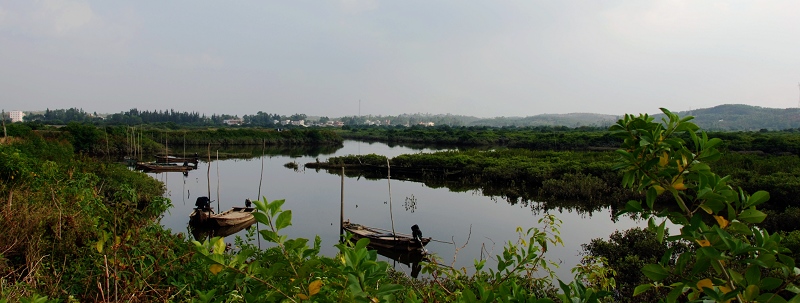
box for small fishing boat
[190,206,256,226]
[342,220,431,252]
[156,155,199,165]
[136,162,196,172]
[189,216,257,241]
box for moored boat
[189,216,257,240]
[342,220,430,252]
[190,206,256,227]
[156,155,199,164]
[136,162,196,172]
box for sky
[1,1,799,118]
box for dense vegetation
[3,121,343,158]
[16,103,800,130]
[5,108,800,302]
[313,147,800,226]
[0,133,193,301]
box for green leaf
[259,230,279,242]
[355,238,370,250]
[254,198,268,213]
[625,200,643,212]
[376,284,404,296]
[633,284,652,296]
[642,264,669,281]
[268,199,285,216]
[746,265,761,286]
[275,210,292,230]
[666,284,685,303]
[746,191,770,208]
[252,212,270,225]
[761,277,783,291]
[212,237,225,254]
[729,221,754,236]
[656,220,666,243]
[646,187,657,209]
[745,285,760,302]
[739,208,767,224]
[758,293,788,303]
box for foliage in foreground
[612,108,800,302]
[0,134,200,302]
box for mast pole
[387,159,396,239]
[340,166,345,238]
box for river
[149,140,649,281]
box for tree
[612,108,798,302]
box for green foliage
[0,136,192,301]
[582,228,691,302]
[63,121,102,153]
[612,108,800,302]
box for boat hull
[342,222,430,252]
[136,162,196,172]
[190,207,256,227]
[156,155,199,164]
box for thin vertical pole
[387,159,396,239]
[257,139,265,250]
[340,166,344,237]
[258,139,265,199]
[207,144,211,206]
[216,150,220,211]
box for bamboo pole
[340,166,345,238]
[216,150,220,211]
[207,144,211,205]
[387,159,396,240]
[258,139,265,199]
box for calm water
[150,140,648,280]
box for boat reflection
[189,217,258,241]
[371,245,428,278]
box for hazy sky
[2,1,799,118]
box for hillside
[667,104,800,131]
[466,104,800,130]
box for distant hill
[663,104,800,131]
[469,113,620,128]
[465,104,800,130]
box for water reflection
[152,140,651,281]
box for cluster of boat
[186,195,431,277]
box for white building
[9,111,25,122]
[223,119,243,125]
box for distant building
[418,122,435,127]
[9,111,25,122]
[223,119,243,126]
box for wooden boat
[342,220,430,252]
[190,206,256,227]
[136,162,196,172]
[156,155,199,164]
[189,216,257,241]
